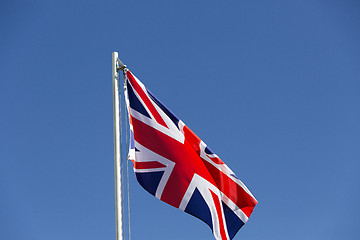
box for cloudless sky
[1,1,359,239]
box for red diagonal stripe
[210,190,228,240]
[127,71,168,128]
[209,156,225,165]
[134,161,166,169]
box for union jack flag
[124,70,257,240]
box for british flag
[124,70,257,240]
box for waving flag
[124,70,257,240]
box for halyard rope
[123,70,131,240]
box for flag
[124,70,257,240]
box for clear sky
[1,1,359,239]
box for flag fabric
[124,70,257,240]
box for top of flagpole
[113,52,127,72]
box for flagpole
[112,51,124,240]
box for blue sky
[1,1,359,239]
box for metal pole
[112,51,123,240]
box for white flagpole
[112,51,124,240]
